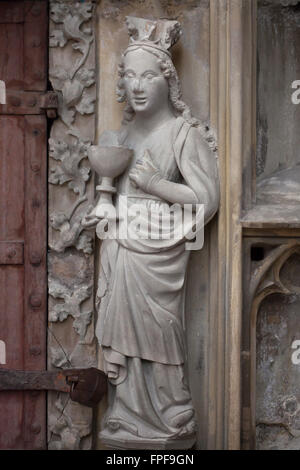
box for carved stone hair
[116,45,217,152]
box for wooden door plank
[0,266,25,369]
[0,111,26,449]
[0,264,26,449]
[0,1,48,450]
[0,389,25,449]
[0,116,25,241]
[0,1,24,24]
[24,1,47,91]
[0,24,24,89]
[23,115,47,449]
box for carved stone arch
[242,239,300,449]
[279,248,300,295]
[250,243,300,324]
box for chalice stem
[93,176,116,219]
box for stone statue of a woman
[85,16,219,449]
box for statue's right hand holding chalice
[81,145,133,237]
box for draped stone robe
[95,116,219,448]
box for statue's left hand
[129,149,162,193]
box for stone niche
[256,252,300,450]
[95,0,212,449]
[256,0,300,205]
[242,239,300,450]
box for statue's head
[116,16,197,125]
[120,47,170,118]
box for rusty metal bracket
[39,91,58,118]
[0,367,107,408]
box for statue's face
[123,48,169,116]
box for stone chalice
[82,145,133,236]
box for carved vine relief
[48,0,97,450]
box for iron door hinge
[0,367,107,408]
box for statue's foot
[170,408,195,428]
[106,418,138,436]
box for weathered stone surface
[256,279,300,449]
[257,2,300,179]
[257,167,300,206]
[242,236,300,450]
[48,0,97,450]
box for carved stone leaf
[72,41,87,55]
[50,3,70,24]
[75,90,95,115]
[50,68,95,127]
[82,27,92,35]
[49,196,92,254]
[50,347,70,369]
[49,139,91,196]
[73,311,93,343]
[49,396,92,450]
[50,69,70,91]
[77,3,93,21]
[59,102,76,127]
[76,68,95,88]
[62,80,84,107]
[49,304,70,323]
[49,277,68,299]
[50,29,68,48]
[52,91,76,127]
[75,284,93,304]
[75,233,93,255]
[49,278,93,341]
[50,282,78,307]
[61,7,93,49]
[49,166,71,186]
[67,167,90,196]
[49,138,69,161]
[49,412,67,436]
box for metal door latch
[0,367,107,408]
[39,91,58,118]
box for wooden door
[0,0,48,449]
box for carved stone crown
[124,16,182,58]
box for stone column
[209,0,257,449]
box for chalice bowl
[82,145,133,236]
